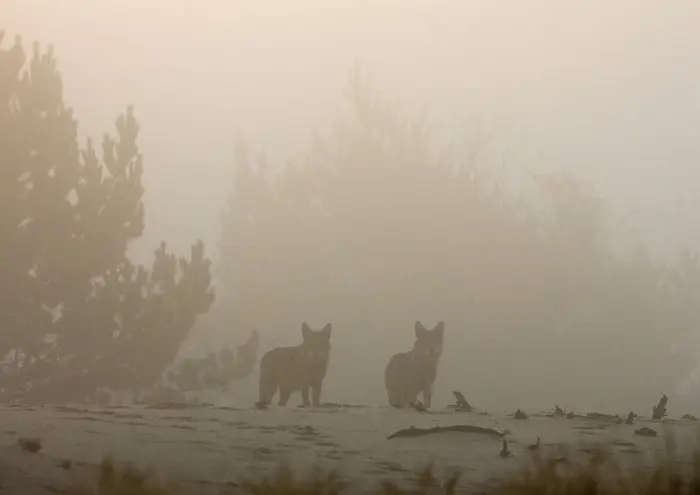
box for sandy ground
[1,403,699,493]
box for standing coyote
[257,322,332,408]
[385,321,445,408]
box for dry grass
[486,430,700,495]
[63,432,700,494]
[489,449,700,495]
[69,456,172,495]
[239,464,348,494]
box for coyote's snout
[257,322,332,408]
[384,321,445,408]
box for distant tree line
[215,64,700,410]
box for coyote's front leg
[422,385,433,409]
[311,381,323,408]
[301,386,311,407]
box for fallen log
[585,412,622,423]
[634,426,657,437]
[387,424,505,440]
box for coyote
[257,322,332,408]
[384,321,445,408]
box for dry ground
[0,403,698,493]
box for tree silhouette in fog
[0,34,215,403]
[218,63,700,409]
[164,329,260,392]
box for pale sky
[6,0,700,260]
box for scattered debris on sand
[652,393,668,420]
[585,412,622,423]
[387,424,505,440]
[17,436,42,453]
[634,427,658,437]
[500,437,512,457]
[449,390,474,412]
[538,404,569,418]
[513,409,528,420]
[528,436,541,451]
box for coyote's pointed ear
[321,323,332,340]
[415,321,428,340]
[301,322,312,340]
[433,321,445,338]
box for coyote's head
[299,322,332,364]
[412,321,445,359]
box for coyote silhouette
[257,322,332,407]
[385,321,445,408]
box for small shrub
[70,457,171,495]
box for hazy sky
[6,0,700,260]
[6,0,700,410]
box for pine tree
[0,34,215,403]
[0,35,83,384]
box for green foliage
[218,62,700,408]
[0,33,214,403]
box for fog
[5,0,700,413]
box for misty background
[4,0,700,412]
